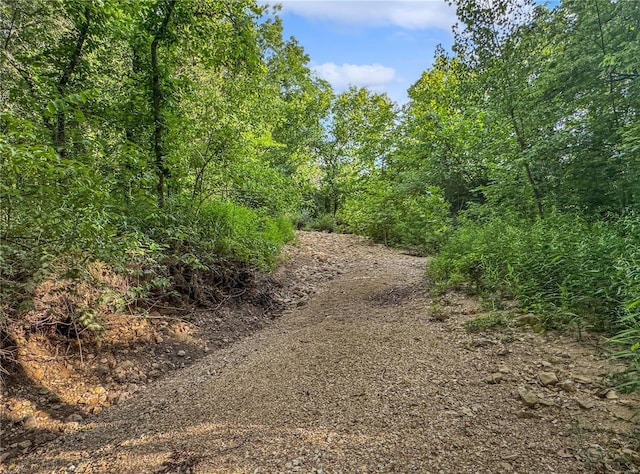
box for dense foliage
[417,0,640,388]
[0,1,323,316]
[1,0,639,387]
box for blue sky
[268,1,459,104]
[265,0,558,104]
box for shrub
[340,182,450,253]
[429,212,640,334]
[306,213,337,233]
[430,211,640,389]
[464,311,514,332]
[154,198,295,271]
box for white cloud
[275,0,456,31]
[312,62,399,89]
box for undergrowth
[429,211,640,389]
[464,311,514,332]
[0,196,294,371]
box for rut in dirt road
[11,233,639,473]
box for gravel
[8,232,640,473]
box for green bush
[464,311,514,332]
[429,212,640,334]
[340,182,450,253]
[430,212,640,390]
[155,198,295,271]
[306,213,337,233]
[430,211,640,388]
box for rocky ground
[2,231,639,473]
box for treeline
[2,0,639,385]
[1,0,332,318]
[332,0,639,387]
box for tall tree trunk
[55,6,91,157]
[509,108,544,219]
[150,0,177,208]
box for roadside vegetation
[2,0,639,388]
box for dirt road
[7,232,639,473]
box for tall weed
[430,212,640,352]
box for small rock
[485,373,504,384]
[461,407,474,417]
[155,335,164,344]
[496,346,509,356]
[573,375,592,384]
[177,350,186,357]
[65,413,83,423]
[557,380,577,393]
[18,440,32,450]
[23,416,38,429]
[518,387,538,407]
[538,398,556,407]
[85,395,101,407]
[92,386,106,395]
[117,392,131,404]
[576,398,595,409]
[33,368,45,381]
[119,360,134,370]
[538,372,559,386]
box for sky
[267,1,460,104]
[265,0,558,105]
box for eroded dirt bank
[3,232,640,473]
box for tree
[450,0,550,218]
[400,54,489,213]
[318,87,397,218]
